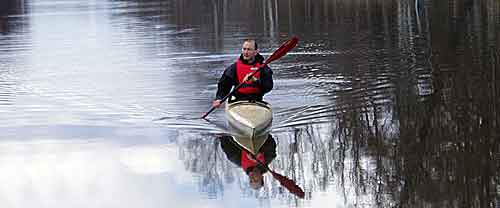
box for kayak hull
[226,101,272,154]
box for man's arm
[220,136,242,166]
[261,135,277,164]
[215,64,237,100]
[257,66,273,94]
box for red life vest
[236,59,262,94]
[241,150,265,171]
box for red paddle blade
[271,170,305,198]
[264,36,299,65]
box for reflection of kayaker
[219,135,276,190]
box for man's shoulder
[225,62,237,70]
[261,65,273,74]
[223,63,237,75]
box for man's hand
[212,99,223,108]
[243,73,258,83]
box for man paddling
[219,135,277,189]
[212,39,273,108]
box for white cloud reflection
[119,144,180,174]
[0,139,216,208]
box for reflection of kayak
[226,100,272,155]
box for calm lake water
[1,0,499,207]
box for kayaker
[219,135,277,189]
[212,39,273,108]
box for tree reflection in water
[157,0,499,206]
[177,85,498,207]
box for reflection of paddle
[253,154,305,199]
[201,37,299,119]
[225,136,305,198]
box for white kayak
[226,100,272,155]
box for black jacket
[215,54,273,102]
[220,135,277,174]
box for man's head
[241,39,259,61]
[248,167,264,189]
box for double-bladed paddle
[201,37,299,119]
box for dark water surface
[1,0,499,207]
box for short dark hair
[244,39,258,50]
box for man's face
[242,41,258,61]
[249,169,263,189]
